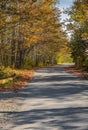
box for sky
[58,0,73,21]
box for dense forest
[0,0,69,69]
[67,0,88,69]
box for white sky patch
[56,0,74,38]
[58,0,73,21]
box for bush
[0,66,15,79]
[22,59,35,69]
[38,62,45,67]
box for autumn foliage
[0,0,68,68]
[0,67,34,92]
[66,0,88,69]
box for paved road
[0,64,88,130]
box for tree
[0,0,68,69]
[67,0,88,68]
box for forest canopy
[66,0,88,69]
[0,0,70,69]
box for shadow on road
[0,65,88,130]
[1,107,88,130]
[0,75,87,100]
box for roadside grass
[0,64,58,92]
[0,67,34,92]
[65,65,88,79]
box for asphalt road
[0,64,88,130]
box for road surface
[0,64,88,130]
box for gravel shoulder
[0,64,88,130]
